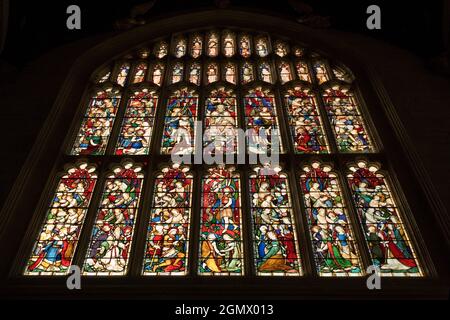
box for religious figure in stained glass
[285,86,328,153]
[278,62,293,84]
[189,63,201,86]
[206,32,219,57]
[174,38,187,58]
[83,162,143,275]
[322,87,373,152]
[239,35,251,58]
[223,32,235,57]
[300,161,362,276]
[71,87,121,155]
[25,162,97,275]
[259,63,272,83]
[241,62,254,84]
[132,62,148,83]
[249,165,302,275]
[255,37,269,57]
[274,41,288,57]
[204,87,238,155]
[151,63,164,86]
[224,63,237,84]
[161,88,198,155]
[245,88,282,154]
[116,63,131,86]
[313,61,329,84]
[115,88,158,155]
[191,35,203,58]
[199,167,243,275]
[295,61,311,82]
[206,63,219,84]
[143,164,193,275]
[347,161,421,276]
[154,41,168,59]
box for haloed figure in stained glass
[200,167,243,275]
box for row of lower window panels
[24,160,422,277]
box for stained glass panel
[115,88,158,155]
[188,63,201,86]
[132,62,148,84]
[154,41,168,59]
[116,62,131,86]
[204,87,238,155]
[274,41,289,57]
[199,167,243,275]
[300,161,363,276]
[206,63,219,84]
[71,87,121,155]
[347,161,422,276]
[313,61,329,84]
[322,87,373,152]
[174,37,187,58]
[143,164,193,275]
[239,34,251,58]
[259,62,273,84]
[285,86,328,153]
[206,32,219,57]
[241,62,254,84]
[222,32,236,57]
[249,165,302,275]
[255,36,269,57]
[190,34,203,58]
[25,162,97,275]
[224,63,237,84]
[161,88,198,155]
[150,63,165,86]
[278,61,293,84]
[245,88,283,154]
[83,162,144,275]
[295,61,311,82]
[171,62,184,84]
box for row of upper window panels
[95,55,352,87]
[70,85,374,156]
[24,160,422,277]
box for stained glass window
[245,87,283,154]
[115,87,158,155]
[223,32,236,57]
[204,87,239,155]
[188,62,201,86]
[250,165,302,275]
[347,161,422,276]
[154,41,168,59]
[322,86,373,152]
[26,29,424,281]
[274,41,289,57]
[190,34,203,58]
[285,86,328,153]
[132,62,148,83]
[206,63,219,84]
[224,62,237,84]
[300,161,362,276]
[71,86,121,155]
[241,62,254,84]
[25,162,97,275]
[278,61,293,84]
[239,34,251,58]
[199,167,243,275]
[171,62,184,84]
[206,32,219,57]
[313,61,329,84]
[161,88,198,155]
[259,62,273,84]
[150,62,164,86]
[255,36,269,57]
[116,62,131,86]
[174,37,187,58]
[295,61,311,82]
[143,164,193,275]
[83,161,144,275]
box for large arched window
[22,28,423,279]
